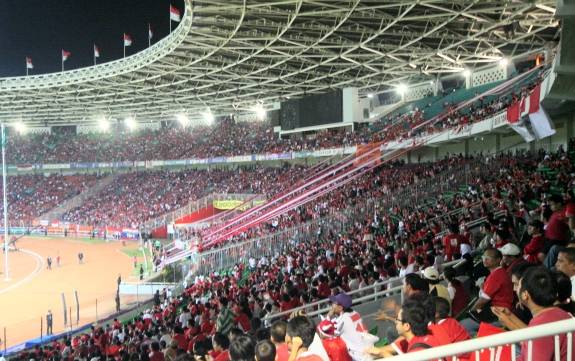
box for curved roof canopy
[0,0,560,126]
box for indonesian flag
[170,5,181,22]
[62,49,71,61]
[506,84,541,124]
[148,24,153,40]
[26,57,33,69]
[123,33,132,47]
[94,45,100,58]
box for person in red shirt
[545,195,570,245]
[523,220,546,264]
[433,297,471,360]
[442,224,463,261]
[149,342,165,361]
[211,333,230,361]
[316,319,352,361]
[270,320,289,361]
[461,248,514,336]
[443,266,469,317]
[494,266,575,361]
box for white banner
[529,107,556,140]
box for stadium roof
[0,0,560,127]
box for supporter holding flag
[325,293,377,361]
[315,320,352,361]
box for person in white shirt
[326,293,377,361]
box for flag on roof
[170,5,181,22]
[62,49,71,61]
[148,24,153,40]
[26,57,33,69]
[94,45,100,58]
[124,33,133,47]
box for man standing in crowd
[46,310,53,335]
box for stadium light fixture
[498,57,509,67]
[125,117,136,131]
[253,104,266,120]
[202,109,215,125]
[396,84,408,95]
[462,69,471,78]
[13,122,26,134]
[98,117,110,132]
[367,93,374,99]
[176,113,189,127]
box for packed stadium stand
[2,1,575,361]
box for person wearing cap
[423,267,450,305]
[499,243,526,276]
[326,293,376,361]
[316,320,352,361]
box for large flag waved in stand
[506,84,553,142]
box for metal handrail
[264,259,464,323]
[376,318,575,361]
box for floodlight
[498,57,509,67]
[253,104,266,120]
[125,117,136,131]
[98,117,110,132]
[13,122,26,134]
[396,84,408,95]
[176,113,189,127]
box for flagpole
[169,4,172,34]
[94,45,96,66]
[2,123,10,281]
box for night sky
[0,0,185,77]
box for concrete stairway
[35,173,117,223]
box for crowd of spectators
[5,70,543,166]
[1,174,100,225]
[9,146,575,361]
[61,166,303,229]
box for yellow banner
[213,199,265,210]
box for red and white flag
[148,24,153,40]
[26,57,33,69]
[62,49,71,61]
[506,84,542,124]
[94,45,100,58]
[123,33,133,47]
[170,5,181,22]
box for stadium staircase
[34,173,118,224]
